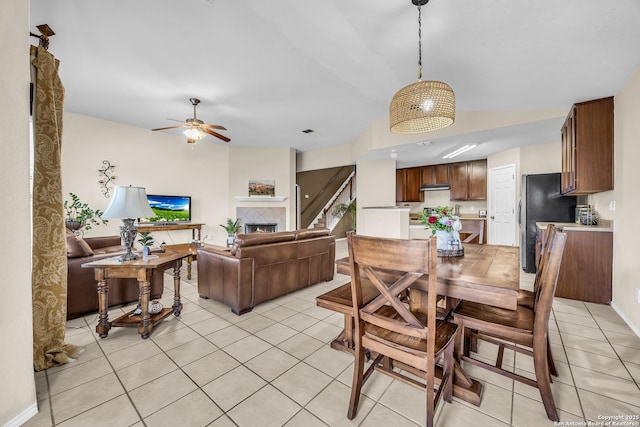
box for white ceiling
[30,0,640,167]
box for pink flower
[428,216,437,224]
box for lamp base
[119,218,139,261]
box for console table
[137,223,203,241]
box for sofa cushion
[231,231,296,255]
[92,246,126,255]
[66,232,94,258]
[293,227,329,240]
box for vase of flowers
[418,206,463,251]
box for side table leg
[138,279,151,339]
[187,256,192,280]
[172,260,183,316]
[96,275,111,338]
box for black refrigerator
[519,173,576,273]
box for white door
[488,164,517,245]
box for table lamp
[102,185,155,261]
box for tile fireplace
[236,207,286,234]
[245,223,277,233]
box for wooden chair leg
[348,340,366,420]
[426,368,435,427]
[443,343,454,403]
[547,337,558,377]
[533,343,559,421]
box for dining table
[316,243,520,406]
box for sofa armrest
[197,247,254,315]
[84,236,122,250]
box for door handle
[490,216,495,220]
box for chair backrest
[532,224,557,301]
[532,230,566,344]
[346,231,438,345]
[459,219,485,244]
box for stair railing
[310,171,356,231]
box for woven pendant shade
[390,0,455,134]
[390,80,455,134]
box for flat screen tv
[141,195,191,224]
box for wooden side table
[163,243,199,280]
[82,252,189,339]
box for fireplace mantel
[234,196,287,202]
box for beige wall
[296,143,352,172]
[228,146,297,231]
[590,68,640,332]
[0,0,38,425]
[520,142,561,175]
[354,159,396,228]
[62,113,231,245]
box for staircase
[310,171,356,232]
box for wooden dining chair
[452,230,567,421]
[459,219,485,244]
[518,224,557,309]
[346,231,458,427]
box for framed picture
[478,210,487,218]
[248,180,275,197]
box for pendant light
[390,0,455,134]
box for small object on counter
[478,210,487,218]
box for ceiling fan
[151,98,230,144]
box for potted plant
[220,218,241,246]
[137,231,155,248]
[332,200,356,230]
[63,192,108,233]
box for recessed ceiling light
[301,129,314,134]
[390,150,399,159]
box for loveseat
[66,231,164,319]
[197,228,335,314]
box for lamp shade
[390,80,455,134]
[102,186,155,219]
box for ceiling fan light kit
[151,98,230,144]
[390,0,455,135]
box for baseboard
[3,400,38,427]
[610,301,640,338]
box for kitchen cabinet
[449,160,487,201]
[420,164,449,186]
[536,225,612,303]
[396,167,423,203]
[561,96,614,195]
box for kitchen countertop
[536,219,613,232]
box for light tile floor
[25,239,640,427]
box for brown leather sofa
[66,231,164,319]
[197,228,335,314]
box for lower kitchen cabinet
[538,226,612,303]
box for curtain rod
[30,24,55,50]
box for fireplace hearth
[245,223,277,233]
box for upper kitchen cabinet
[420,164,449,187]
[561,96,614,195]
[396,167,423,203]
[450,160,487,201]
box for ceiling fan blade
[201,124,227,131]
[151,125,187,131]
[202,128,231,142]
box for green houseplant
[137,231,155,248]
[220,218,241,246]
[64,192,108,233]
[332,200,356,230]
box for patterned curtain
[31,45,81,371]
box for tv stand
[137,223,203,241]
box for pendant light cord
[417,5,422,81]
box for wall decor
[248,179,275,197]
[98,160,116,197]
